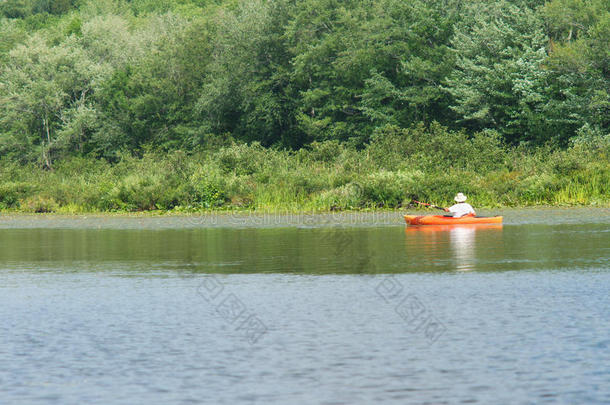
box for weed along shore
[1,127,608,214]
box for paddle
[412,200,449,212]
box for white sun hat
[454,193,467,203]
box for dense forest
[0,0,608,212]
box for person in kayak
[445,193,475,218]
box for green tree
[0,17,27,60]
[0,34,108,166]
[286,0,458,145]
[197,0,298,147]
[358,0,458,130]
[444,0,549,143]
[95,13,214,153]
[0,0,32,18]
[542,0,610,140]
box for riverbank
[1,127,608,214]
[1,207,609,230]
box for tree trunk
[42,115,53,170]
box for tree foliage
[444,0,549,143]
[0,0,608,166]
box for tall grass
[1,124,608,213]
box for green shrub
[359,170,419,207]
[111,174,165,211]
[20,195,58,213]
[517,174,561,204]
[366,123,508,173]
[299,140,342,164]
[90,181,123,211]
[366,125,411,170]
[290,170,329,195]
[552,152,583,176]
[0,182,31,208]
[189,166,227,208]
[465,130,508,172]
[314,183,363,210]
[216,142,266,175]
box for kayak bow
[404,215,503,225]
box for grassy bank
[1,125,608,214]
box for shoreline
[1,202,609,217]
[1,206,608,229]
[0,205,607,217]
[2,203,610,217]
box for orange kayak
[404,214,503,225]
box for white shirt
[448,202,475,218]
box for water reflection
[405,225,503,271]
[449,226,476,271]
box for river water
[1,208,609,404]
